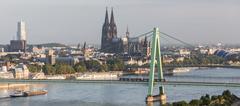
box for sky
[0,0,240,45]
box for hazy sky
[0,0,240,45]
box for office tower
[17,21,27,40]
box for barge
[10,90,47,97]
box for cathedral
[101,8,123,53]
[101,8,150,57]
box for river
[0,68,240,106]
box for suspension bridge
[123,27,240,104]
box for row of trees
[166,90,239,106]
[28,58,124,75]
[170,55,225,65]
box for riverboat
[10,90,48,97]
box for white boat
[10,90,24,97]
[172,68,190,73]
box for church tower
[109,8,117,39]
[101,7,121,53]
[101,8,110,49]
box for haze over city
[0,0,240,45]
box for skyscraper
[17,21,27,41]
[9,21,27,52]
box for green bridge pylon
[147,27,164,96]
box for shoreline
[0,84,29,89]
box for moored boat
[10,90,24,97]
[10,90,48,97]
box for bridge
[1,79,240,87]
[127,27,238,104]
[127,64,240,69]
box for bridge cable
[130,31,153,40]
[160,32,195,48]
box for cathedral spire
[104,7,109,25]
[126,25,130,38]
[109,7,117,38]
[110,7,115,25]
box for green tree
[55,63,75,74]
[43,64,56,75]
[200,94,211,105]
[74,61,87,73]
[85,60,103,72]
[28,64,42,73]
[172,101,188,106]
[106,58,124,71]
[189,99,201,106]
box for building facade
[9,40,26,52]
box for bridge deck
[1,79,240,87]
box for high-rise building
[17,21,27,41]
[9,21,27,52]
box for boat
[172,68,190,73]
[23,90,48,96]
[10,90,24,97]
[10,90,48,97]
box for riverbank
[76,71,122,80]
[166,90,240,106]
[31,71,123,80]
[0,84,29,89]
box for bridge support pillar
[146,86,166,104]
[146,27,167,105]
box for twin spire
[103,7,117,39]
[104,7,116,26]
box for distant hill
[31,43,70,48]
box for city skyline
[0,0,240,45]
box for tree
[172,101,188,106]
[43,64,56,75]
[55,63,75,74]
[189,99,201,106]
[74,61,87,73]
[106,58,124,71]
[85,60,103,72]
[28,64,42,73]
[200,94,211,105]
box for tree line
[165,90,239,106]
[28,58,124,75]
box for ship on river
[10,90,48,97]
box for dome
[216,50,226,57]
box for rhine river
[1,68,240,106]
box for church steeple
[109,8,117,38]
[110,8,115,25]
[126,26,130,38]
[101,7,110,50]
[104,7,109,25]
